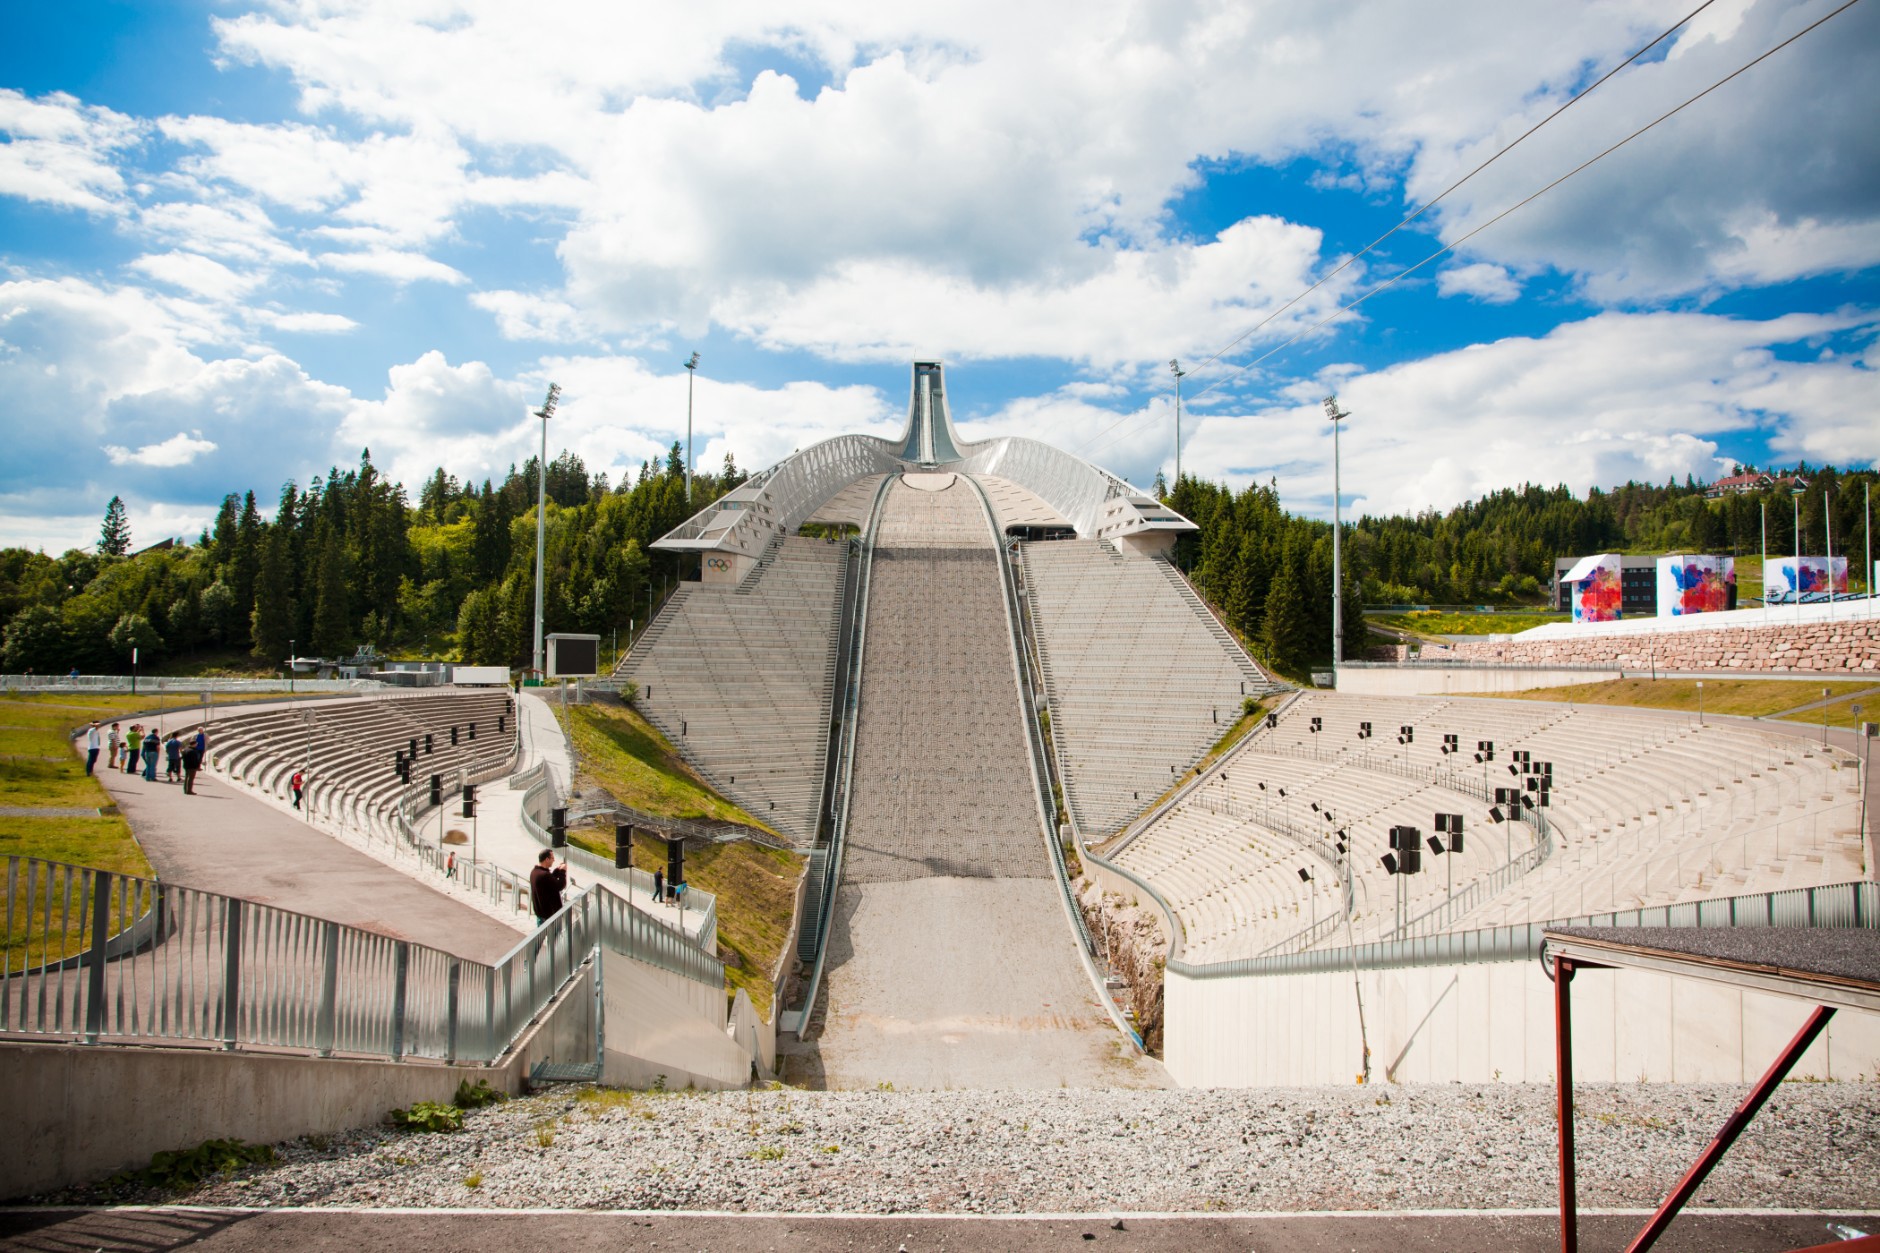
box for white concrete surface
[1163,957,1880,1087]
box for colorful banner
[1565,553,1622,623]
[1655,554,1735,617]
[1765,556,1848,604]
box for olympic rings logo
[706,557,730,571]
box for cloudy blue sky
[2,0,1876,552]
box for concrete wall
[1164,958,1880,1088]
[1432,615,1880,674]
[601,954,753,1090]
[0,964,600,1200]
[1337,664,1627,696]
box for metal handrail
[516,775,720,951]
[1,854,589,1062]
[2,854,722,1060]
[1170,879,1878,981]
[789,471,893,1032]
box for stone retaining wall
[1435,616,1880,672]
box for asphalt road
[0,1207,1873,1252]
[89,717,522,964]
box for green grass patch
[0,814,149,874]
[1496,677,1875,718]
[0,756,109,809]
[570,825,803,1021]
[565,702,778,833]
[0,694,181,871]
[1776,689,1880,730]
[1,826,154,972]
[1373,610,1569,638]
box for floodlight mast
[1323,395,1351,666]
[1169,359,1186,489]
[531,382,561,682]
[684,352,701,504]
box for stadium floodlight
[531,382,561,682]
[1322,394,1350,666]
[1169,359,1186,488]
[1792,482,1805,624]
[684,352,701,504]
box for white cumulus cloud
[103,432,219,467]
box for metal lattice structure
[651,361,1196,558]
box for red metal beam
[1624,1003,1838,1253]
[1555,955,1577,1253]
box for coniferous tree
[310,527,351,656]
[230,491,263,643]
[250,526,294,662]
[1260,546,1313,676]
[99,497,131,557]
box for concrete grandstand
[620,360,1268,1085]
[618,359,1875,1093]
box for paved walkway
[87,713,526,965]
[1,1207,1872,1252]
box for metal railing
[2,674,389,694]
[1,855,600,1063]
[1170,879,1878,981]
[517,774,719,951]
[788,472,893,1031]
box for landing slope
[806,473,1162,1089]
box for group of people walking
[87,721,208,794]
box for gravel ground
[38,1082,1880,1214]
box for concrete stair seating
[206,691,515,831]
[1116,739,1517,958]
[1118,691,1864,960]
[621,538,847,844]
[1447,741,1859,929]
[1021,540,1260,838]
[840,479,1045,885]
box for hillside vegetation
[561,698,802,1019]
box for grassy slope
[562,700,804,1020]
[1497,677,1875,718]
[0,695,169,876]
[563,702,779,834]
[1776,688,1880,730]
[0,694,168,971]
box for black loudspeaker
[428,773,442,806]
[1297,867,1312,883]
[451,726,459,746]
[1489,806,1506,824]
[1380,852,1400,875]
[1451,831,1465,854]
[666,838,685,888]
[425,733,434,754]
[393,751,405,781]
[498,715,506,735]
[615,823,633,870]
[549,806,567,848]
[1266,714,1278,729]
[469,721,477,740]
[1399,845,1422,875]
[1427,835,1445,856]
[461,784,477,818]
